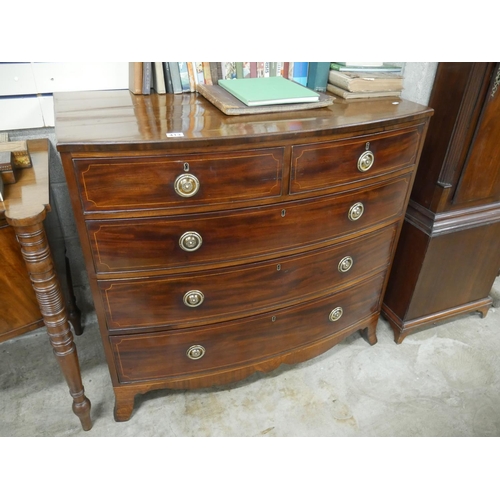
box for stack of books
[129,62,202,95]
[327,62,404,100]
[129,62,332,95]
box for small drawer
[99,224,397,331]
[290,127,422,194]
[109,273,385,383]
[88,174,411,274]
[73,148,284,213]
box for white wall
[400,62,438,105]
[0,62,129,130]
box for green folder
[218,77,320,107]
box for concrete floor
[2,277,499,437]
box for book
[194,62,205,86]
[282,62,290,79]
[142,62,151,95]
[221,62,237,79]
[163,62,173,93]
[328,70,404,92]
[187,62,196,91]
[178,62,190,92]
[330,62,402,73]
[235,62,244,79]
[209,62,221,84]
[129,62,143,94]
[152,62,166,94]
[168,62,183,94]
[242,62,252,78]
[306,62,330,92]
[291,62,309,86]
[202,62,213,85]
[218,77,320,107]
[337,62,384,66]
[327,83,401,100]
[197,82,333,115]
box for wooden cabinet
[382,62,500,343]
[54,90,432,421]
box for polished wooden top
[54,90,433,152]
[0,139,50,222]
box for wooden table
[0,139,92,431]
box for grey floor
[2,277,500,437]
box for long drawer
[73,148,284,213]
[290,126,422,194]
[109,272,386,383]
[88,174,411,274]
[100,224,397,332]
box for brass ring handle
[183,290,205,307]
[348,202,364,221]
[338,256,353,273]
[357,151,374,172]
[329,307,343,322]
[186,345,206,360]
[179,231,203,252]
[174,173,200,197]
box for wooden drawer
[109,272,385,383]
[73,148,284,213]
[99,225,397,332]
[88,174,412,274]
[290,127,421,194]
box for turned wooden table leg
[7,212,92,431]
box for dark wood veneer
[100,225,396,332]
[74,148,284,213]
[291,126,421,194]
[110,273,386,385]
[87,175,410,275]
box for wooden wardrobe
[383,62,500,343]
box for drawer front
[290,127,421,194]
[100,225,396,331]
[88,174,411,274]
[109,273,385,383]
[73,148,284,212]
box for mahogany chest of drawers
[54,90,432,422]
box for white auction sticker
[166,132,184,137]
